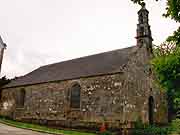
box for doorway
[148,96,154,125]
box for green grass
[0,118,96,135]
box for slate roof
[4,46,137,88]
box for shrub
[134,126,168,135]
[134,120,168,135]
[99,131,112,135]
[169,118,180,134]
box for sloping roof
[4,46,137,88]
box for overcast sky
[0,0,179,78]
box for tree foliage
[163,0,180,22]
[167,27,180,46]
[0,76,10,88]
[151,48,180,117]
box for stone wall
[0,46,168,129]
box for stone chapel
[0,5,168,130]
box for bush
[169,118,180,134]
[134,118,145,129]
[134,120,168,135]
[134,126,168,135]
[99,131,112,135]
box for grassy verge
[0,117,96,135]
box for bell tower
[0,36,6,74]
[136,3,153,53]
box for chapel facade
[0,5,168,130]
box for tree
[151,48,180,119]
[0,76,10,88]
[0,76,10,100]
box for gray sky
[0,0,179,78]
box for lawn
[0,117,96,135]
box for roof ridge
[41,46,135,68]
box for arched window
[70,83,81,108]
[17,88,26,108]
[148,96,154,125]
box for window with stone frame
[17,88,26,108]
[70,83,81,109]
